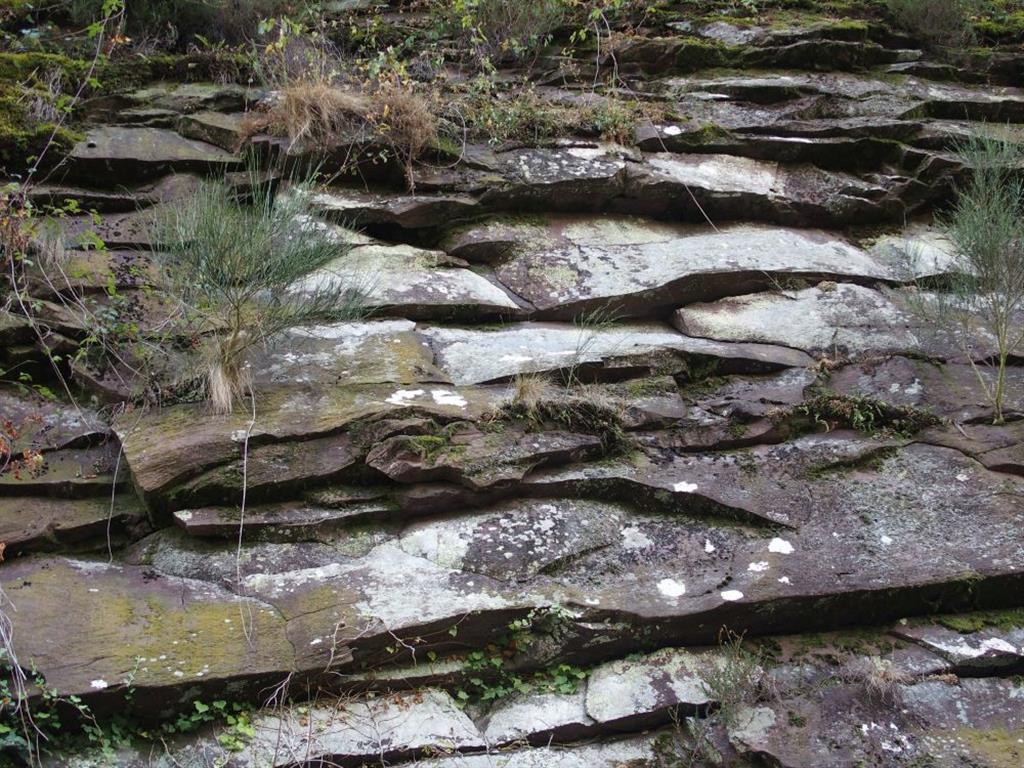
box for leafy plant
[153,166,366,414]
[446,0,566,67]
[789,393,940,436]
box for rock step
[37,616,1024,766]
[441,215,931,320]
[20,434,1010,712]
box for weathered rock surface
[249,320,449,387]
[673,283,988,361]
[444,215,897,318]
[295,242,522,320]
[8,9,1024,763]
[1,557,295,714]
[65,127,240,182]
[420,322,812,385]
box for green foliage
[937,607,1024,633]
[791,393,940,436]
[453,606,587,705]
[153,164,366,413]
[885,0,978,50]
[445,0,567,67]
[937,134,1024,424]
[68,0,282,47]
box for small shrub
[153,166,365,414]
[886,0,978,50]
[938,134,1024,424]
[700,629,771,728]
[447,0,566,66]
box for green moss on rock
[937,608,1024,633]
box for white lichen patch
[430,389,468,408]
[386,389,426,406]
[747,561,770,572]
[721,590,744,602]
[621,525,653,549]
[768,537,794,554]
[778,576,791,584]
[658,578,687,598]
[704,539,716,553]
[90,679,109,689]
[673,481,698,493]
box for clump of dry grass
[372,81,439,192]
[243,79,438,192]
[508,372,552,417]
[840,656,913,705]
[247,83,371,149]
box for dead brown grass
[372,82,439,192]
[243,82,371,149]
[242,80,438,191]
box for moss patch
[955,727,1024,768]
[936,608,1024,634]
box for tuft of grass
[244,79,438,192]
[497,388,628,454]
[840,656,912,706]
[152,164,365,414]
[244,82,371,150]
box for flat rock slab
[444,215,893,318]
[626,152,909,226]
[0,494,145,556]
[893,623,1024,673]
[313,189,480,229]
[0,389,108,453]
[240,690,484,767]
[66,127,239,183]
[0,441,126,498]
[398,498,624,581]
[295,242,522,320]
[481,689,597,745]
[249,320,449,387]
[673,283,978,361]
[729,677,1024,768]
[175,110,247,151]
[125,438,1024,674]
[585,647,714,729]
[419,322,812,386]
[523,431,897,528]
[173,498,392,539]
[114,384,503,511]
[658,72,1024,121]
[367,427,602,491]
[0,557,294,713]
